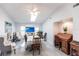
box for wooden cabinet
[54,35,61,49]
[70,41,79,56]
[54,33,72,55]
[61,40,70,54]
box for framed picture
[5,21,12,33]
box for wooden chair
[32,37,41,55]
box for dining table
[26,35,41,52]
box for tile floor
[7,39,67,56]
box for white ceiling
[0,3,64,24]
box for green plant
[63,27,67,33]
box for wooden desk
[54,33,72,55]
[70,41,79,56]
[54,35,61,49]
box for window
[20,26,25,36]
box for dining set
[25,35,42,56]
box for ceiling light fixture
[30,11,39,22]
[30,7,40,22]
[24,5,40,22]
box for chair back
[0,37,4,43]
[0,37,4,47]
[44,33,47,41]
[33,37,41,44]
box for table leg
[14,49,16,54]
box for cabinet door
[61,40,68,54]
[62,41,66,48]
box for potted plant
[63,27,67,34]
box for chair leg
[33,50,34,56]
[1,52,4,56]
[39,49,40,55]
[41,44,42,48]
[14,49,16,54]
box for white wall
[73,5,79,42]
[0,8,15,37]
[53,22,63,34]
[62,20,73,34]
[42,4,73,47]
[42,19,54,47]
[54,19,73,34]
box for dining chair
[32,37,41,56]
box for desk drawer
[61,47,68,54]
[62,41,67,47]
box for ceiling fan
[24,4,40,13]
[24,4,40,22]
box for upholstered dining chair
[0,37,12,55]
